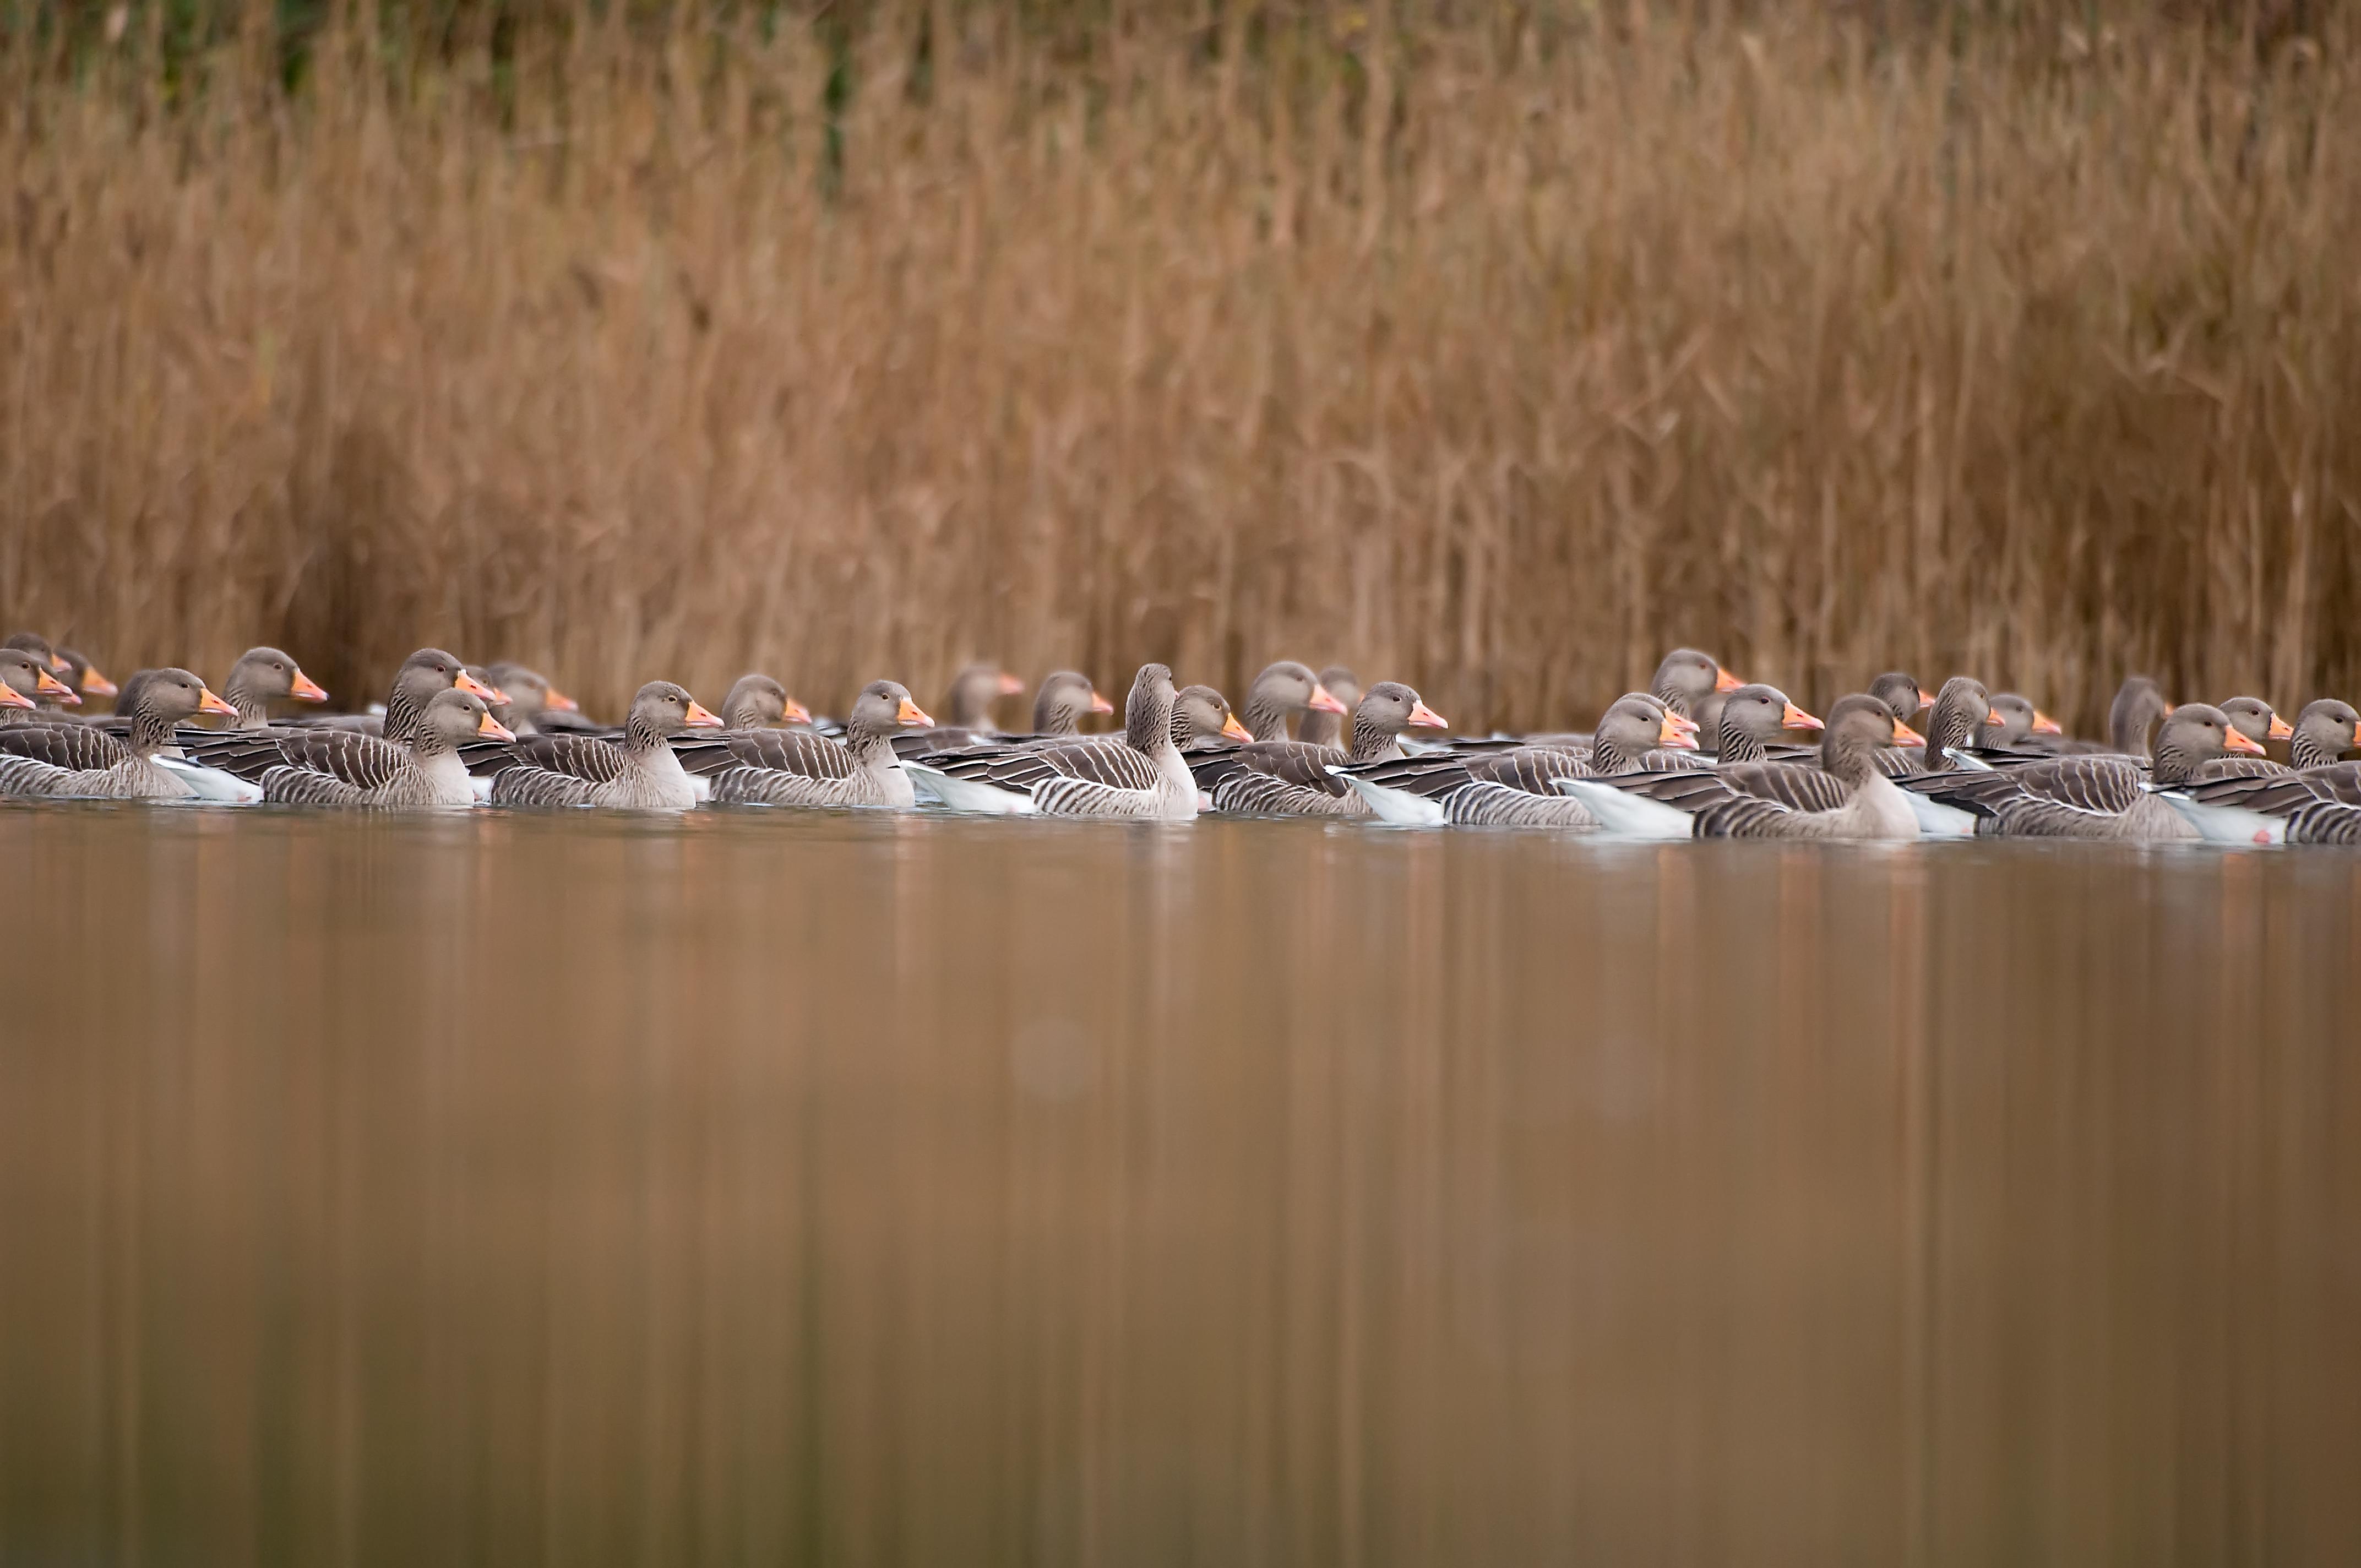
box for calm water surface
[2,803,2357,1567]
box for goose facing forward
[0,669,237,797]
[705,681,934,807]
[1026,663,1201,819]
[489,683,723,808]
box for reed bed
[2,2,2355,729]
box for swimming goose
[905,679,1247,812]
[1201,684,1448,816]
[1331,696,1694,826]
[704,681,934,808]
[1239,662,1350,742]
[0,646,79,724]
[1024,664,1201,819]
[482,662,590,736]
[0,669,237,798]
[1294,667,1363,751]
[2107,677,2173,758]
[488,683,722,808]
[1973,693,2065,755]
[262,688,511,807]
[1708,684,1824,764]
[1563,695,1923,840]
[2164,703,2361,843]
[1914,704,2257,840]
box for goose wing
[259,764,369,805]
[987,738,1160,793]
[488,765,600,807]
[0,723,133,771]
[1465,748,1593,793]
[1721,763,1851,814]
[274,729,412,792]
[712,729,856,780]
[1210,770,1367,816]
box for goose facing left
[0,669,237,798]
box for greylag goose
[1239,662,1350,742]
[1294,666,1363,751]
[483,662,591,736]
[1913,704,2259,840]
[183,649,500,784]
[0,669,237,798]
[2193,697,2301,781]
[2106,676,2172,758]
[1564,695,1923,840]
[945,664,1027,737]
[262,688,511,807]
[1974,693,2065,755]
[719,674,814,731]
[1199,684,1447,816]
[488,683,721,808]
[0,645,79,723]
[1033,671,1114,735]
[1333,695,1696,826]
[704,681,934,808]
[1024,664,1200,819]
[1707,684,1824,764]
[905,678,1246,812]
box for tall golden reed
[2,3,2355,728]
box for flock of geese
[3,630,2358,844]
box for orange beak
[1985,709,2006,726]
[683,700,724,729]
[0,684,32,709]
[1308,683,1350,715]
[1713,667,1744,693]
[2266,714,2293,742]
[1666,711,1701,734]
[1221,713,1253,742]
[997,671,1026,696]
[475,710,516,741]
[45,650,68,673]
[780,697,813,726]
[290,668,329,703]
[2222,727,2265,756]
[896,698,935,727]
[1782,701,1824,731]
[1089,690,1115,716]
[1408,700,1448,729]
[545,686,581,713]
[195,685,238,718]
[1657,713,1700,750]
[457,669,507,705]
[79,667,118,698]
[2032,711,2063,734]
[34,667,78,702]
[1892,720,1927,746]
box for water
[2,802,2356,1567]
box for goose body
[703,682,932,808]
[1335,696,1698,827]
[1914,705,2260,839]
[0,669,237,798]
[262,689,510,807]
[1018,665,1199,819]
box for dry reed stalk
[1,3,2355,729]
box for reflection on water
[1,804,2355,1566]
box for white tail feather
[1552,778,1692,839]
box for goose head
[2,633,69,676]
[722,673,811,729]
[58,649,117,703]
[848,680,934,742]
[1173,685,1252,748]
[420,687,513,749]
[1985,693,2061,746]
[1818,694,1920,782]
[1593,693,1698,772]
[483,662,577,727]
[2217,696,2292,750]
[2291,699,2361,767]
[1032,671,1113,734]
[0,646,76,707]
[1650,649,1742,719]
[1298,665,1363,747]
[1714,684,1820,755]
[226,647,329,712]
[2151,703,2260,783]
[947,663,1026,731]
[1242,661,1347,741]
[2109,677,2172,758]
[1869,672,1930,725]
[627,681,723,739]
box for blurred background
[2,0,2356,728]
